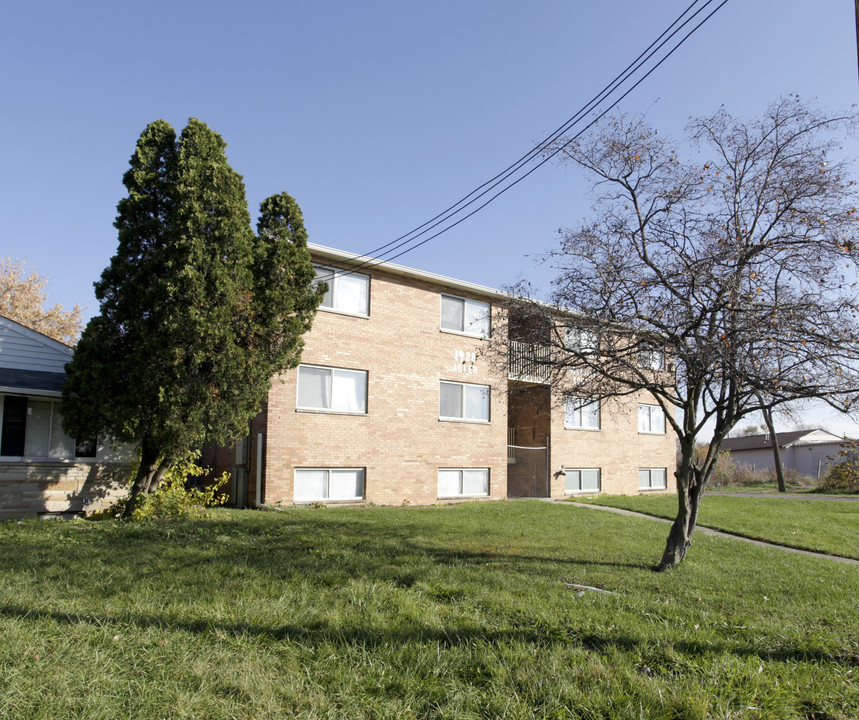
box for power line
[316,0,731,282]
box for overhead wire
[315,0,731,282]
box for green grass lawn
[581,494,859,559]
[0,502,857,719]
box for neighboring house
[720,429,845,479]
[0,316,132,518]
[208,244,677,506]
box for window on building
[1,395,27,456]
[438,468,489,498]
[639,467,667,490]
[638,344,665,371]
[295,468,365,502]
[439,381,490,422]
[564,397,600,430]
[440,294,490,338]
[314,264,370,316]
[297,365,368,413]
[565,327,598,355]
[638,404,666,434]
[565,468,601,493]
[0,395,96,460]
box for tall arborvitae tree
[63,119,323,516]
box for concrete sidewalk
[564,501,859,566]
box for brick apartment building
[210,244,676,506]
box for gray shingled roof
[720,430,825,452]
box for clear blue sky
[2,0,858,434]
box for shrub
[90,453,229,520]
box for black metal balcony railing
[507,340,552,384]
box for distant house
[720,429,845,479]
[0,316,132,518]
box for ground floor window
[294,468,365,502]
[438,468,489,498]
[639,467,667,490]
[0,395,94,460]
[565,468,600,493]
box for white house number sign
[451,349,479,376]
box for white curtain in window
[441,296,464,331]
[439,382,462,418]
[295,469,327,501]
[438,470,461,497]
[50,406,75,461]
[334,273,369,314]
[463,385,490,420]
[581,469,600,491]
[314,266,334,307]
[464,300,489,337]
[638,405,651,432]
[328,469,363,500]
[298,366,331,408]
[332,369,366,412]
[565,470,581,493]
[462,469,488,495]
[23,401,52,457]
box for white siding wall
[0,317,72,373]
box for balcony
[507,340,553,384]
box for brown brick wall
[263,267,507,506]
[255,255,676,506]
[548,391,677,498]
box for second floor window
[314,264,369,316]
[638,404,666,434]
[297,365,367,413]
[638,344,665,371]
[439,381,490,422]
[564,397,600,430]
[565,327,598,355]
[441,295,490,338]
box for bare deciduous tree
[0,257,82,345]
[508,98,859,569]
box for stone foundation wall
[0,462,131,519]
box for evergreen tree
[63,119,322,516]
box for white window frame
[564,468,601,494]
[638,404,666,434]
[440,294,490,338]
[294,468,365,503]
[564,396,601,430]
[313,263,370,317]
[639,467,667,490]
[296,365,368,414]
[439,381,490,423]
[0,395,95,462]
[437,468,489,498]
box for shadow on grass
[0,509,653,589]
[1,602,854,669]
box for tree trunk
[657,443,706,571]
[761,407,786,492]
[145,457,171,494]
[122,440,160,518]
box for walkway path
[564,501,859,566]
